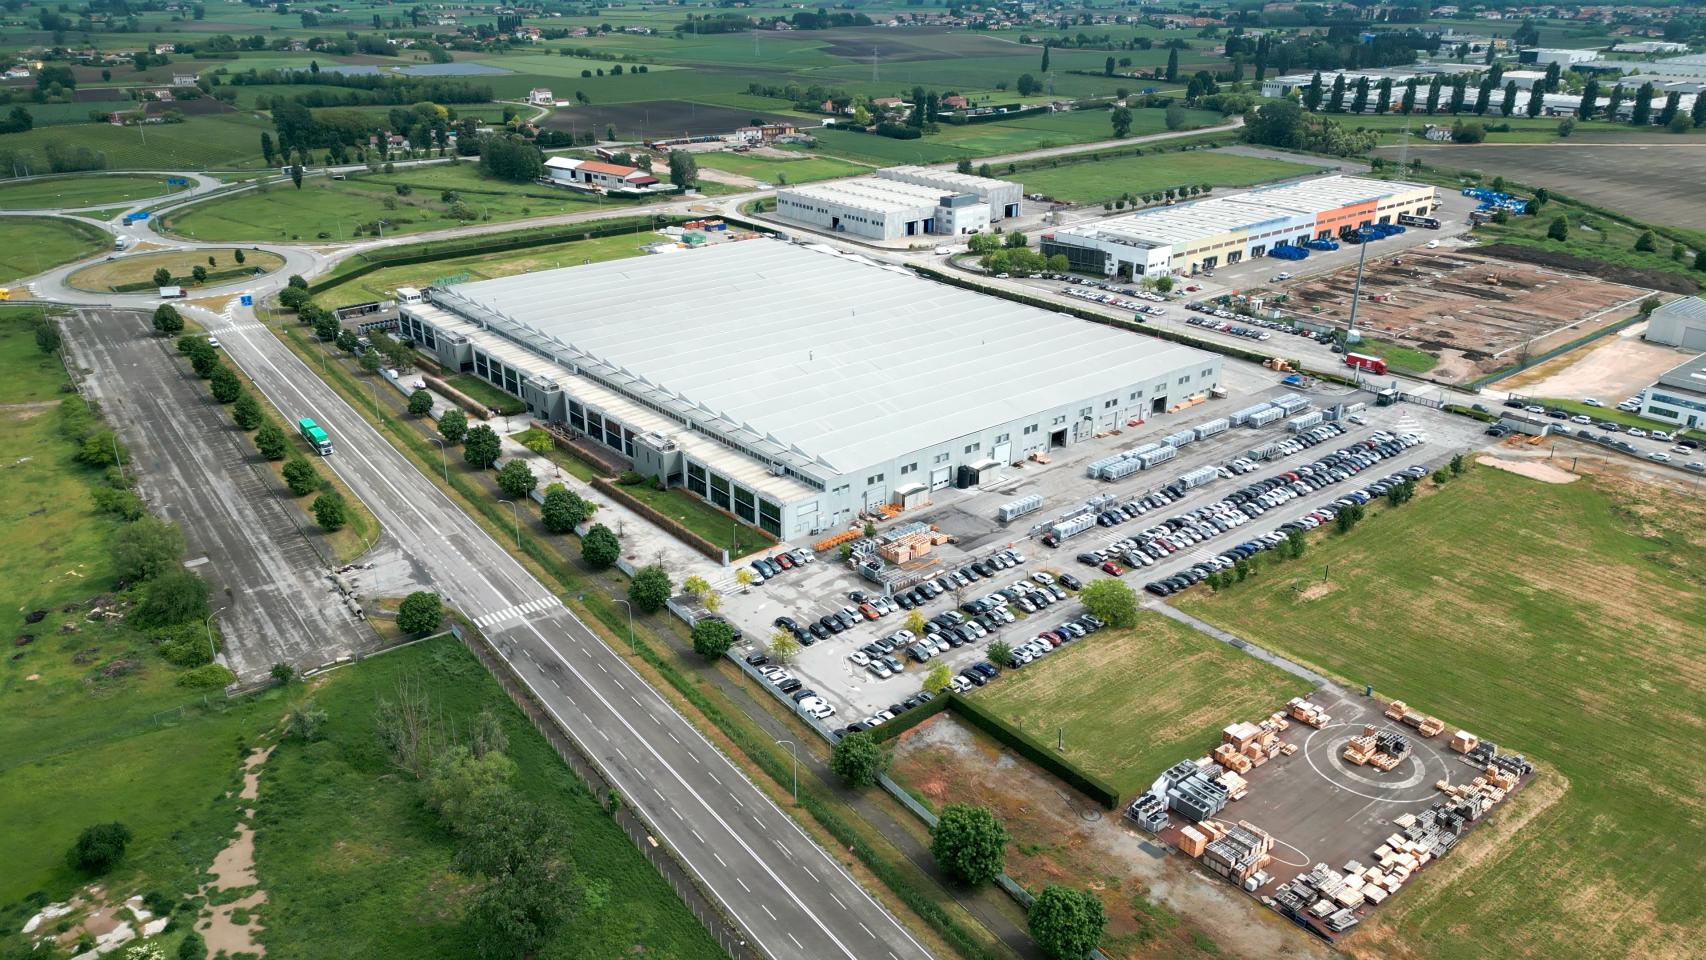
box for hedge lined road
[172,297,933,960]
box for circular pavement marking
[1301,722,1449,803]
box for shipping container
[1192,417,1230,440]
[997,494,1044,522]
[1287,412,1324,432]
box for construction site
[1126,688,1535,943]
[1265,251,1652,383]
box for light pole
[614,598,635,654]
[1344,228,1371,346]
[776,739,798,803]
[499,499,520,546]
[430,437,448,481]
[204,606,226,663]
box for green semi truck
[298,417,333,455]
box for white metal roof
[434,240,1213,476]
[879,165,1017,196]
[777,178,954,217]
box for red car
[1100,561,1125,576]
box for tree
[234,249,245,266]
[1557,117,1575,138]
[1165,48,1178,82]
[454,792,581,960]
[282,457,319,496]
[1696,250,1706,272]
[1040,43,1051,74]
[438,407,468,444]
[769,628,799,664]
[34,321,60,354]
[988,639,1014,668]
[1578,78,1600,120]
[1078,579,1138,628]
[1104,56,1115,78]
[111,516,184,582]
[1353,78,1371,115]
[290,161,303,189]
[133,568,209,628]
[397,591,443,635]
[408,389,434,416]
[1632,82,1655,125]
[956,157,973,174]
[1658,91,1682,128]
[232,393,263,430]
[1285,528,1306,559]
[923,663,952,695]
[178,930,206,960]
[630,564,672,614]
[667,150,698,190]
[930,804,1008,885]
[66,822,132,874]
[495,459,536,499]
[463,424,501,469]
[1501,81,1517,117]
[209,366,242,403]
[1547,216,1569,242]
[1525,87,1543,118]
[691,617,734,659]
[1028,885,1108,960]
[582,523,619,569]
[191,265,209,285]
[1542,61,1562,94]
[1164,103,1186,131]
[313,492,347,531]
[1472,80,1491,116]
[829,730,887,787]
[541,485,588,534]
[905,609,928,638]
[260,131,275,167]
[153,267,173,288]
[152,304,183,335]
[1635,231,1657,253]
[1110,106,1132,138]
[1154,275,1174,293]
[255,422,288,459]
[1334,502,1365,534]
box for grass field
[1473,198,1702,279]
[978,613,1312,796]
[798,106,1224,166]
[253,636,724,959]
[0,174,179,210]
[66,248,283,292]
[312,230,654,307]
[0,217,109,284]
[612,480,772,557]
[0,113,275,170]
[1011,151,1323,205]
[1354,335,1442,375]
[1177,467,1706,960]
[162,163,667,242]
[693,150,869,184]
[447,374,528,416]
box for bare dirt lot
[1502,320,1693,400]
[1370,142,1706,230]
[540,100,800,140]
[1274,251,1650,382]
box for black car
[809,621,830,641]
[774,615,797,630]
[745,652,769,666]
[960,669,987,687]
[777,678,803,694]
[791,688,817,703]
[972,662,999,679]
[896,592,916,610]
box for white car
[206,336,221,349]
[1426,240,1439,248]
[848,651,871,667]
[1582,398,1603,407]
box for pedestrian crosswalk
[474,596,564,630]
[204,321,268,336]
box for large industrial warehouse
[774,166,1023,241]
[399,239,1220,540]
[1042,176,1437,278]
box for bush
[616,469,646,486]
[176,664,236,688]
[66,822,132,874]
[397,591,443,635]
[132,568,210,628]
[313,492,348,531]
[282,457,319,496]
[154,622,214,666]
[582,523,619,569]
[629,564,671,613]
[176,931,206,960]
[91,486,146,521]
[111,516,185,582]
[408,388,434,416]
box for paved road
[195,304,932,960]
[64,308,375,680]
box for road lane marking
[831,893,845,909]
[737,877,750,893]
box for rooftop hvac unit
[1231,402,1274,425]
[1287,412,1324,433]
[1138,447,1177,469]
[1178,465,1219,489]
[1247,407,1285,428]
[997,494,1044,522]
[1193,417,1231,440]
[1162,429,1197,448]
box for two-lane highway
[189,306,933,960]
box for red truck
[1344,353,1387,375]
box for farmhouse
[527,87,554,105]
[397,240,1220,539]
[542,156,669,193]
[1042,176,1436,277]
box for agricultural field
[161,163,653,242]
[794,106,1225,166]
[540,99,800,140]
[66,248,283,292]
[0,113,277,171]
[0,174,179,210]
[311,230,653,308]
[252,636,725,959]
[1177,466,1706,960]
[977,613,1313,797]
[0,218,109,284]
[1012,150,1323,205]
[693,150,869,184]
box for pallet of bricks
[1342,725,1410,771]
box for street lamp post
[614,598,635,654]
[204,606,226,663]
[776,739,798,803]
[499,499,520,547]
[430,437,448,481]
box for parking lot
[1497,394,1706,472]
[720,373,1488,728]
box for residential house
[527,87,554,105]
[543,156,670,192]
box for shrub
[397,591,443,635]
[312,493,348,531]
[408,389,434,416]
[66,822,132,874]
[176,664,235,688]
[132,568,209,628]
[154,622,214,666]
[582,523,619,569]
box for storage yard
[1130,689,1533,942]
[1263,250,1652,383]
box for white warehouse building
[398,240,1220,541]
[774,166,1021,240]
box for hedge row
[309,214,688,298]
[952,694,1122,810]
[868,689,953,742]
